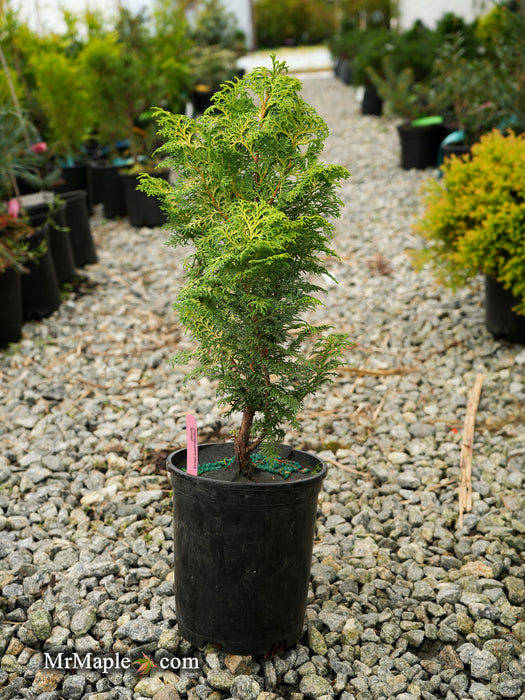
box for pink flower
[30,141,47,154]
[6,199,20,217]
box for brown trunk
[235,406,255,478]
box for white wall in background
[398,0,490,29]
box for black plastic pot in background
[21,224,61,321]
[15,176,40,196]
[167,443,326,655]
[90,160,109,206]
[54,161,94,215]
[397,120,444,170]
[25,201,76,284]
[191,88,216,113]
[60,190,98,267]
[120,170,169,228]
[485,276,525,343]
[334,57,353,84]
[0,266,23,348]
[361,85,383,116]
[92,164,127,220]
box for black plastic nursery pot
[21,224,61,321]
[120,170,169,228]
[167,443,327,655]
[92,164,127,220]
[191,87,216,113]
[0,266,22,348]
[361,85,383,116]
[485,276,525,343]
[54,161,94,215]
[334,57,353,85]
[25,201,76,284]
[60,190,98,267]
[397,118,444,170]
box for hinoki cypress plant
[139,57,350,478]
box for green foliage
[367,53,448,121]
[481,9,525,135]
[0,7,50,129]
[190,0,245,51]
[189,45,239,91]
[431,34,505,145]
[80,6,190,160]
[389,21,442,82]
[151,0,192,112]
[0,106,49,271]
[188,0,243,93]
[366,57,418,120]
[330,12,482,92]
[139,57,350,476]
[412,130,525,314]
[328,25,363,61]
[433,11,480,55]
[476,4,512,46]
[351,27,392,85]
[0,105,38,201]
[78,34,127,151]
[30,49,94,160]
[254,0,336,48]
[339,0,395,28]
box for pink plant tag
[7,199,20,218]
[186,414,198,476]
[30,141,47,154]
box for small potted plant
[352,27,392,115]
[0,106,61,339]
[138,57,350,654]
[188,0,245,113]
[82,9,174,227]
[367,55,447,169]
[0,207,32,348]
[30,46,97,208]
[16,142,77,284]
[188,44,240,113]
[412,128,525,342]
[431,35,502,156]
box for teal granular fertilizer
[184,452,309,479]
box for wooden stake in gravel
[458,373,485,528]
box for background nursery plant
[140,57,350,478]
[412,129,525,313]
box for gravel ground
[1,72,525,700]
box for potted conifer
[367,56,447,170]
[83,9,174,227]
[431,35,502,156]
[138,57,350,654]
[0,106,61,340]
[412,129,525,342]
[30,47,96,207]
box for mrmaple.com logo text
[44,652,199,674]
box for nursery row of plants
[0,0,246,164]
[0,0,380,297]
[330,3,525,166]
[2,0,525,349]
[0,0,246,324]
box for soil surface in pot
[176,442,323,483]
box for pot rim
[167,441,327,491]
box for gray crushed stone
[1,72,524,700]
